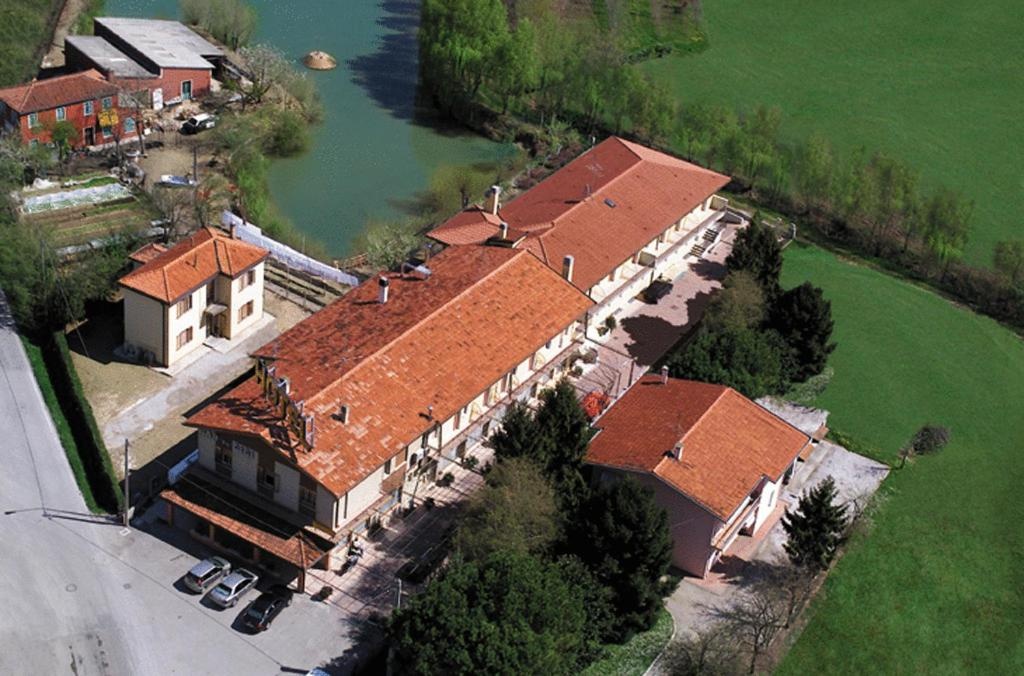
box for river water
[103,0,508,255]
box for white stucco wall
[342,465,385,526]
[122,288,167,365]
[226,261,265,338]
[274,461,300,512]
[197,428,216,470]
[232,439,259,492]
[166,284,209,366]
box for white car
[207,568,258,608]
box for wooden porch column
[297,568,306,593]
[166,502,174,527]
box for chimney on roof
[562,254,575,283]
[427,404,434,420]
[671,440,684,461]
[660,365,669,384]
[378,275,390,304]
[499,221,509,240]
[485,185,501,215]
[338,404,350,424]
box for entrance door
[181,80,192,101]
[84,127,95,146]
[152,88,163,111]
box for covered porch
[160,472,332,592]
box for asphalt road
[0,299,358,675]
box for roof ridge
[680,385,729,444]
[532,141,642,236]
[304,249,527,409]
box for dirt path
[42,0,88,69]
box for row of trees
[419,0,678,142]
[388,381,674,673]
[180,0,257,50]
[667,216,836,398]
[418,3,1024,333]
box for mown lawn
[645,0,1023,267]
[776,243,1024,673]
[582,607,673,676]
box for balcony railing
[712,497,759,550]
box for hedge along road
[0,294,280,675]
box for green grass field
[645,1,1024,267]
[0,0,60,86]
[776,243,1024,673]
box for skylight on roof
[604,198,617,208]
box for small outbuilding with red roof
[585,374,812,577]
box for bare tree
[237,44,290,106]
[661,622,743,675]
[713,587,786,674]
[151,186,195,238]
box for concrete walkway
[575,224,739,400]
[103,316,280,458]
[659,441,889,666]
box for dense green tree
[910,424,951,455]
[47,121,78,164]
[534,379,593,501]
[566,478,672,641]
[794,132,834,211]
[420,0,510,113]
[388,551,590,675]
[782,476,847,572]
[454,458,561,561]
[491,18,540,113]
[768,282,836,382]
[725,215,783,297]
[922,187,972,279]
[667,325,790,399]
[488,400,544,461]
[993,240,1024,286]
[704,270,765,332]
[867,152,919,255]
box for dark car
[180,113,216,135]
[241,585,293,632]
[642,278,673,304]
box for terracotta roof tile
[429,137,730,290]
[586,375,811,520]
[0,70,118,114]
[118,227,268,303]
[187,246,593,496]
[128,242,167,264]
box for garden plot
[21,182,134,214]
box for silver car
[207,568,259,608]
[183,556,231,593]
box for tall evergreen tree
[388,551,590,675]
[667,325,790,399]
[725,214,783,297]
[488,400,544,461]
[566,478,672,641]
[782,476,848,572]
[768,282,836,382]
[534,379,593,504]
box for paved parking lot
[132,506,381,674]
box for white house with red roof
[168,245,593,588]
[585,374,812,578]
[118,227,269,367]
[429,136,732,333]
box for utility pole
[123,439,130,528]
[396,578,402,610]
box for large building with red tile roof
[168,245,592,582]
[0,70,138,149]
[585,374,812,577]
[429,136,732,331]
[119,227,268,367]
